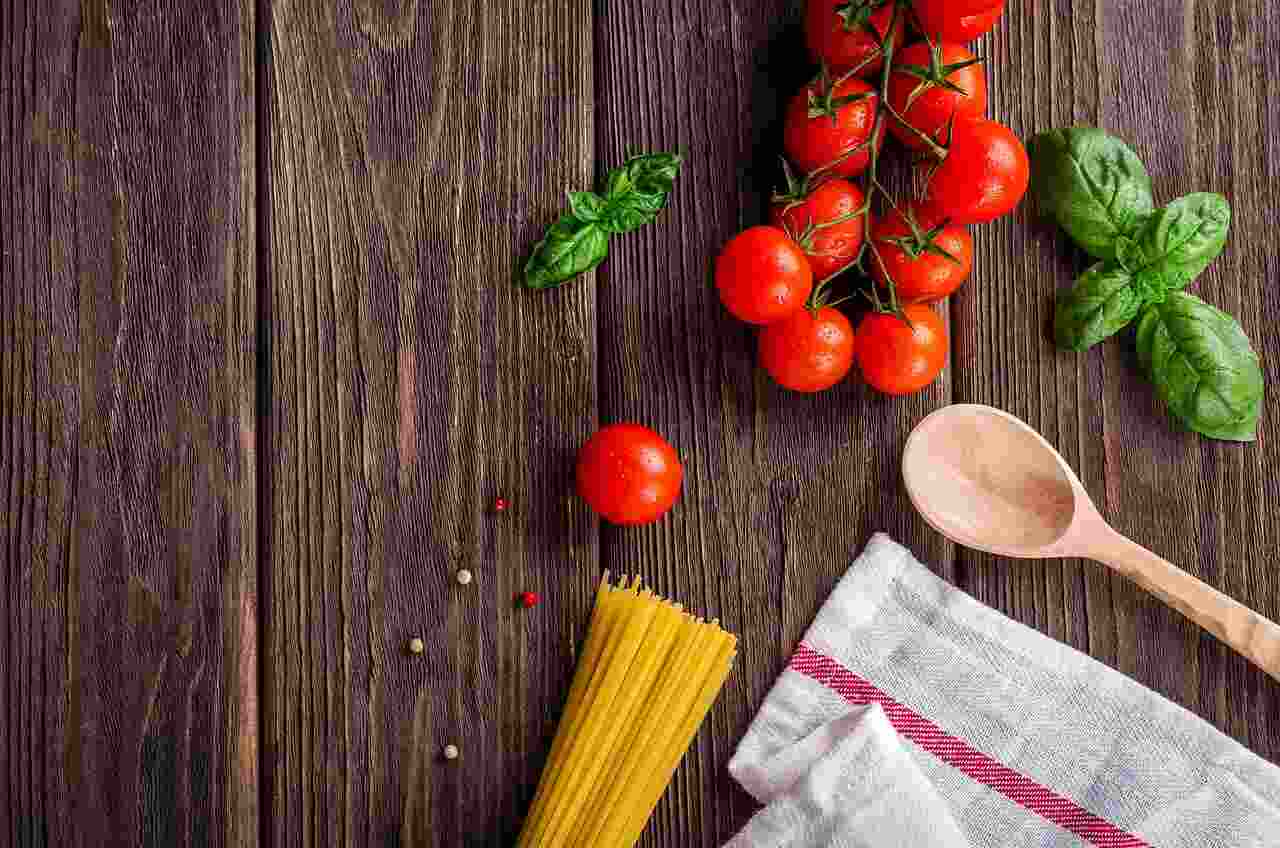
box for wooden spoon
[901,403,1280,684]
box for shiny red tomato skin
[870,207,973,302]
[933,0,1003,14]
[769,178,866,279]
[854,304,948,395]
[784,77,884,177]
[913,0,1005,42]
[805,0,904,78]
[887,42,987,150]
[918,118,1029,224]
[758,306,856,392]
[576,424,683,526]
[715,226,814,325]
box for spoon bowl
[902,403,1280,684]
[902,404,1079,557]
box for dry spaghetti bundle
[516,575,737,847]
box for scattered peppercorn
[456,569,473,586]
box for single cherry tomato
[715,226,814,325]
[805,0,904,78]
[913,0,1005,43]
[758,306,856,393]
[770,176,866,279]
[870,205,973,302]
[918,118,1029,224]
[576,423,683,526]
[784,74,884,177]
[887,41,986,151]
[854,303,948,395]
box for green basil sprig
[524,152,683,289]
[1031,127,1262,441]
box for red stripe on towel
[790,643,1152,848]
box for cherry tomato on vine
[912,0,1006,43]
[576,423,683,526]
[805,0,904,78]
[854,303,948,395]
[715,226,814,325]
[770,176,867,280]
[918,118,1029,224]
[784,74,884,178]
[758,306,856,393]
[870,205,973,302]
[887,41,986,151]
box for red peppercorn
[517,591,539,609]
[494,497,509,513]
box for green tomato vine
[804,0,950,320]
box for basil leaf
[600,152,683,234]
[522,150,681,290]
[522,214,609,290]
[604,152,683,200]
[569,191,606,223]
[598,191,667,235]
[1054,262,1143,351]
[1135,292,1263,442]
[1029,127,1154,260]
[1119,192,1230,296]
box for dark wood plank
[261,1,596,845]
[2,0,257,845]
[956,0,1280,765]
[593,3,951,846]
[1095,0,1280,751]
[952,3,1116,662]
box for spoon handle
[1088,531,1280,685]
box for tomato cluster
[715,0,1027,396]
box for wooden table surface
[5,0,1280,845]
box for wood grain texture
[5,0,1280,845]
[1091,0,1280,753]
[260,1,596,846]
[954,0,1280,765]
[593,3,951,846]
[1,0,257,845]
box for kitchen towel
[726,533,1280,847]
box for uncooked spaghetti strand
[536,585,660,847]
[619,633,737,847]
[570,602,691,845]
[517,577,621,841]
[577,614,706,846]
[564,599,685,846]
[590,620,727,847]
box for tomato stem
[790,0,931,323]
[880,101,950,159]
[850,0,908,314]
